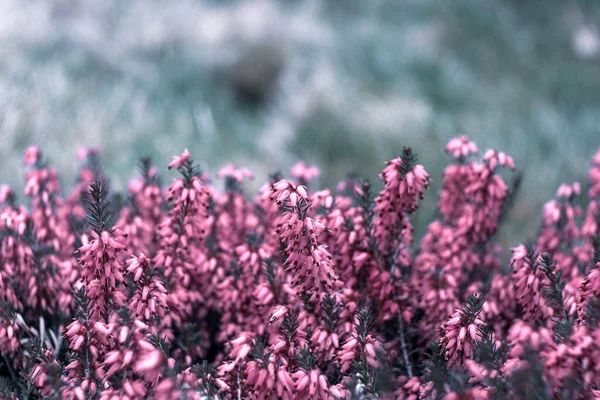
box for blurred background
[1,0,599,246]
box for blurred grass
[1,0,599,250]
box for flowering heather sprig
[511,245,550,324]
[101,317,166,385]
[23,147,73,254]
[439,293,487,367]
[414,138,518,344]
[214,164,255,246]
[217,163,254,183]
[292,347,332,399]
[310,294,343,364]
[394,375,421,400]
[376,147,430,214]
[446,135,479,161]
[63,287,105,396]
[271,179,338,298]
[373,148,429,268]
[0,302,22,359]
[467,324,510,397]
[537,253,577,342]
[541,324,600,396]
[272,309,306,361]
[125,254,168,328]
[290,161,320,187]
[479,273,517,336]
[578,241,600,326]
[583,149,600,237]
[64,148,105,225]
[537,183,583,256]
[4,155,75,315]
[337,307,384,396]
[154,149,209,327]
[117,158,164,258]
[420,340,451,399]
[79,181,128,323]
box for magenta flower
[290,161,320,186]
[439,294,487,367]
[167,148,191,170]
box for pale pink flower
[217,164,254,182]
[446,135,479,159]
[167,148,191,170]
[23,146,40,166]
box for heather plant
[1,139,600,399]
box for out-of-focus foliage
[1,0,599,245]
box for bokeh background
[1,0,600,246]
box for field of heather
[0,140,599,398]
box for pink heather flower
[228,332,254,362]
[269,305,288,325]
[290,161,320,184]
[416,275,460,344]
[442,387,491,400]
[588,148,600,199]
[292,368,330,399]
[556,182,581,199]
[99,381,147,400]
[270,179,309,207]
[511,245,550,324]
[0,309,21,357]
[167,148,191,170]
[583,201,600,238]
[24,146,41,166]
[506,320,553,359]
[479,274,517,335]
[272,179,338,297]
[76,147,100,161]
[79,228,128,322]
[439,294,487,367]
[583,148,600,237]
[337,334,383,373]
[375,148,430,215]
[118,161,164,258]
[242,354,283,398]
[578,263,600,325]
[482,149,515,170]
[395,376,422,400]
[154,149,210,332]
[126,254,168,326]
[133,343,165,381]
[337,309,384,376]
[446,135,479,159]
[217,164,254,182]
[234,238,274,277]
[542,325,600,394]
[99,319,162,383]
[0,185,14,204]
[537,185,583,255]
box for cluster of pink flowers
[1,138,600,399]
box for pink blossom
[446,135,478,159]
[23,146,40,166]
[290,161,320,184]
[217,164,254,182]
[167,148,191,170]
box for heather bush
[1,137,600,399]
